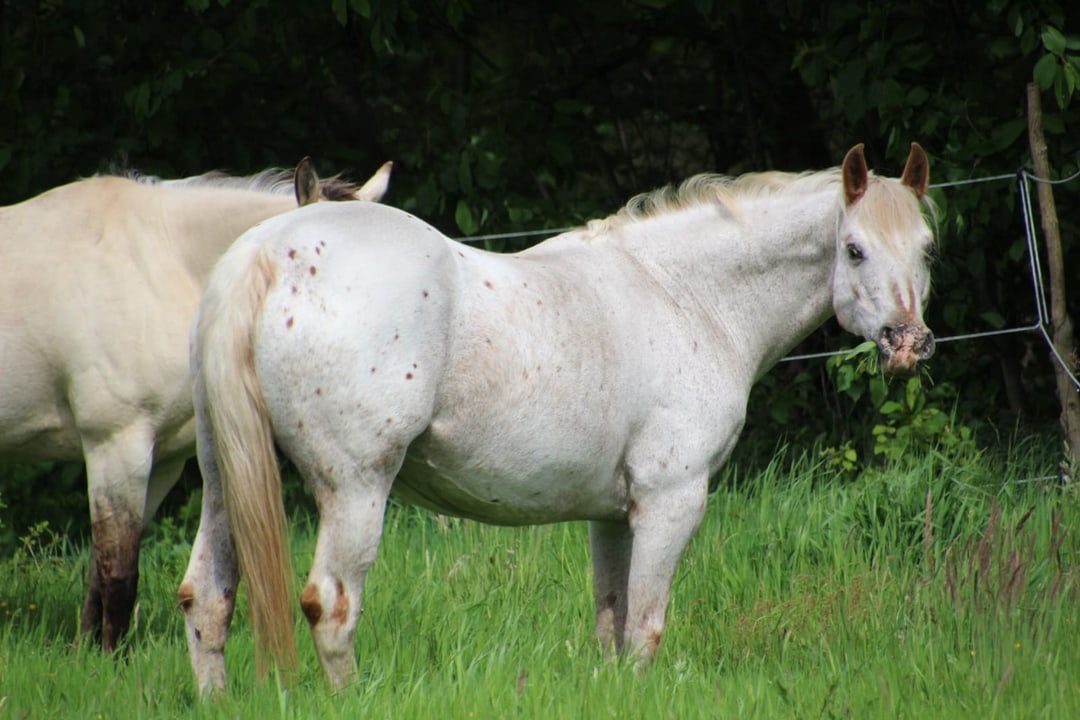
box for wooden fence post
[1026,82,1080,479]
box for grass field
[1,439,1078,719]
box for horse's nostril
[919,332,936,359]
[880,326,898,347]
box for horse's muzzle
[877,324,935,375]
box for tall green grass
[2,440,1077,718]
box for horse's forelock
[849,177,936,251]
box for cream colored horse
[180,143,934,694]
[0,158,390,651]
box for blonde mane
[584,167,935,249]
[584,169,841,236]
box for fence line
[1018,170,1080,391]
[451,168,1080,392]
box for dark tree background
[2,0,1078,539]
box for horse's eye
[846,243,864,263]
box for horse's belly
[394,443,629,526]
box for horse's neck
[621,193,839,378]
[163,188,296,283]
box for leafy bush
[821,342,977,470]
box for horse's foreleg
[301,482,390,691]
[79,431,154,651]
[179,424,237,696]
[80,505,141,651]
[623,480,708,668]
[589,519,632,658]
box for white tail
[194,241,296,675]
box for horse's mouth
[878,324,935,375]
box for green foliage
[1034,25,1080,109]
[870,375,974,462]
[0,462,87,553]
[817,342,976,470]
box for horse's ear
[900,142,929,199]
[841,143,869,206]
[294,156,320,206]
[354,161,393,202]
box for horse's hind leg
[589,519,632,658]
[178,414,238,696]
[298,457,394,690]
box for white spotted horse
[180,143,933,693]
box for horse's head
[831,143,935,375]
[293,157,393,206]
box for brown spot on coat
[645,630,662,656]
[288,249,297,259]
[286,316,294,329]
[309,266,318,276]
[300,584,322,626]
[177,582,195,612]
[331,580,348,624]
[484,280,494,289]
